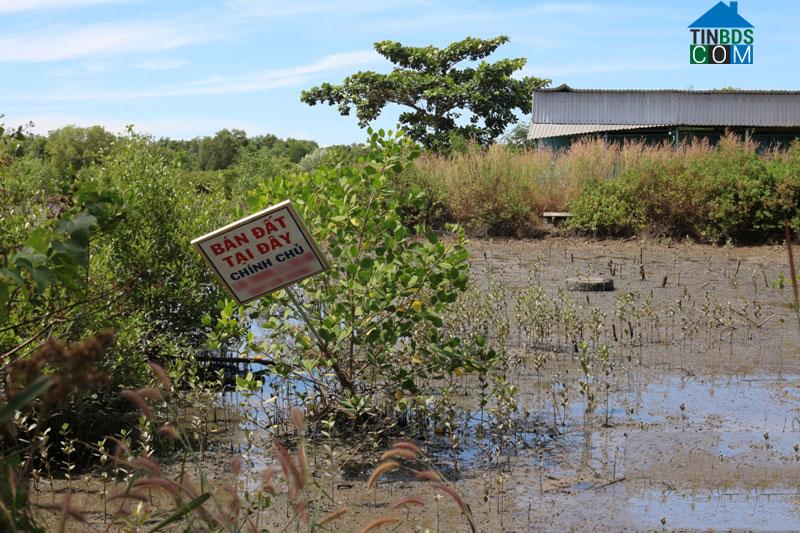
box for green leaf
[56,212,97,248]
[0,376,53,425]
[0,282,8,323]
[0,267,24,287]
[14,247,47,269]
[61,212,97,235]
[30,267,56,292]
[25,228,52,253]
[147,493,211,532]
[52,238,89,267]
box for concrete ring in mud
[565,276,615,292]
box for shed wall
[531,92,800,127]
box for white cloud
[226,0,426,18]
[134,58,189,71]
[0,21,215,62]
[225,0,599,20]
[125,49,378,98]
[51,59,116,77]
[358,2,663,33]
[6,49,379,102]
[0,0,128,12]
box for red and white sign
[192,200,329,304]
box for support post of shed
[674,127,680,148]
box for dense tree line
[6,125,320,180]
[156,129,319,171]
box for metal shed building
[528,85,800,148]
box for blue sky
[1,0,797,145]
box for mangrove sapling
[320,415,336,498]
[489,376,520,456]
[58,423,77,490]
[576,341,595,419]
[598,345,614,426]
[218,128,479,432]
[95,438,110,522]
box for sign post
[192,200,329,304]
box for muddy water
[453,238,800,531]
[235,238,800,532]
[34,238,800,532]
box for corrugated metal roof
[540,84,800,95]
[528,123,664,140]
[531,89,800,129]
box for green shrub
[227,149,299,205]
[681,136,771,240]
[298,144,368,172]
[766,140,800,232]
[231,129,484,419]
[2,128,243,452]
[568,177,645,236]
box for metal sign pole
[285,285,325,348]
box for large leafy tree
[45,125,115,179]
[301,36,549,149]
[197,128,249,170]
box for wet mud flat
[328,238,800,531]
[457,238,800,531]
[33,237,800,532]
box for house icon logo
[689,1,754,64]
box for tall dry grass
[404,138,693,235]
[406,143,581,234]
[402,135,798,240]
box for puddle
[628,489,800,531]
[626,375,800,432]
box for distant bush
[298,144,367,172]
[227,149,300,204]
[570,137,799,240]
[568,177,645,236]
[44,125,115,180]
